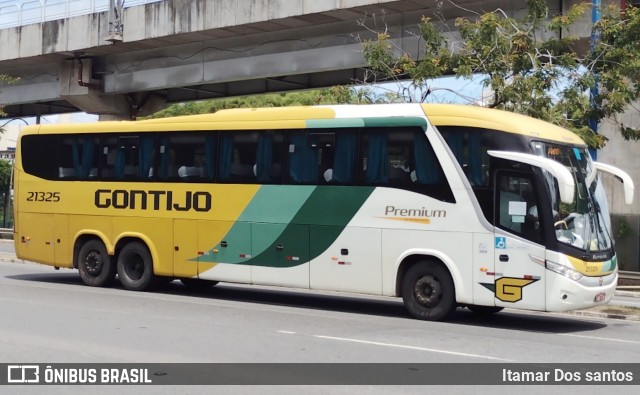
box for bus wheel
[467,305,504,315]
[78,240,115,287]
[180,278,218,290]
[117,242,155,291]
[402,262,456,321]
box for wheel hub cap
[414,276,441,307]
[84,252,103,275]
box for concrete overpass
[0,0,595,119]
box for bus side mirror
[592,162,635,205]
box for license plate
[594,292,606,302]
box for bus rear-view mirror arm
[591,162,635,205]
[487,150,576,205]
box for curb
[563,309,640,321]
[615,290,640,298]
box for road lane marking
[314,335,510,361]
[278,331,297,335]
[559,333,640,345]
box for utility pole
[589,0,601,160]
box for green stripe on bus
[236,185,315,223]
[363,117,428,127]
[248,186,375,268]
[306,119,365,128]
[291,186,374,226]
[603,256,617,272]
[196,186,315,264]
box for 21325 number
[26,192,61,202]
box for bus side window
[21,134,58,180]
[161,133,216,182]
[442,128,489,187]
[219,131,258,183]
[360,128,425,185]
[100,134,156,180]
[328,130,358,184]
[361,130,389,184]
[255,132,284,184]
[288,132,318,184]
[58,135,99,180]
[388,130,414,184]
[495,172,542,244]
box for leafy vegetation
[143,87,401,119]
[360,0,640,148]
[0,73,19,133]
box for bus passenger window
[312,129,357,185]
[362,131,389,184]
[21,134,58,180]
[100,135,156,180]
[288,133,318,184]
[219,131,260,183]
[58,136,99,180]
[159,133,215,182]
[255,132,284,184]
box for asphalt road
[2,245,640,394]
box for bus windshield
[531,142,613,253]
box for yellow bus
[14,104,634,320]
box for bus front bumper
[545,271,618,312]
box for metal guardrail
[620,270,640,282]
[0,0,162,29]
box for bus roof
[421,103,586,146]
[19,103,586,147]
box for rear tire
[402,261,456,321]
[77,239,115,287]
[117,241,155,291]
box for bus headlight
[546,260,583,281]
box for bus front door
[493,171,546,311]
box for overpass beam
[58,59,167,118]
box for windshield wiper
[586,188,611,256]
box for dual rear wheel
[77,240,155,291]
[116,241,155,291]
[77,239,215,292]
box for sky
[372,75,486,105]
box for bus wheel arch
[115,238,156,291]
[396,256,457,321]
[75,236,116,287]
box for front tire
[402,262,456,321]
[77,239,115,287]
[117,241,155,291]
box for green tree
[361,0,640,148]
[0,159,12,228]
[144,87,402,119]
[1,73,19,133]
[0,159,10,191]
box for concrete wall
[599,112,640,215]
[611,214,640,272]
